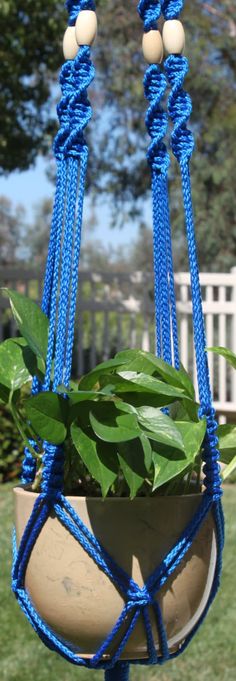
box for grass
[0,485,235,681]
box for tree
[90,0,236,271]
[0,196,26,263]
[0,1,66,172]
[25,198,53,263]
[1,1,236,271]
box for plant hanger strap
[15,2,224,680]
[138,1,180,368]
[21,0,96,486]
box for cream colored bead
[63,26,79,60]
[162,20,185,55]
[75,10,97,46]
[142,30,163,64]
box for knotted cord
[15,2,224,680]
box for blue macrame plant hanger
[12,1,224,680]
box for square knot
[127,584,152,608]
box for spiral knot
[164,55,194,163]
[138,0,161,30]
[198,405,222,498]
[41,444,64,498]
[144,65,169,174]
[54,47,94,160]
[161,0,184,21]
[127,584,152,609]
[21,442,37,485]
[66,1,95,26]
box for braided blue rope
[161,0,222,497]
[140,0,180,365]
[142,47,173,361]
[15,1,224,679]
[163,184,180,368]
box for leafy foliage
[0,197,26,264]
[2,1,236,272]
[0,403,23,483]
[0,292,235,495]
[0,0,66,172]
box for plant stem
[9,398,40,461]
[183,465,193,495]
[31,464,43,491]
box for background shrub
[0,405,24,483]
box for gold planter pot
[14,488,217,660]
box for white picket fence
[1,266,236,421]
[175,270,236,422]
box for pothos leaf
[25,392,68,444]
[71,422,119,497]
[117,438,147,499]
[4,289,49,360]
[89,403,141,443]
[0,339,32,391]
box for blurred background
[0,3,236,679]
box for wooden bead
[142,30,163,64]
[63,26,79,60]
[162,20,185,55]
[75,10,97,46]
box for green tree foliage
[91,0,236,271]
[1,1,235,270]
[0,196,26,263]
[25,198,53,263]
[0,0,66,172]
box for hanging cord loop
[14,3,224,677]
[21,0,95,485]
[161,0,222,496]
[138,0,179,366]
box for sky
[0,155,146,253]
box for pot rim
[13,484,204,503]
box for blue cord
[140,0,180,365]
[16,1,224,678]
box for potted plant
[0,289,231,660]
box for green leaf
[136,406,185,451]
[0,339,32,391]
[69,390,110,405]
[178,363,196,400]
[79,358,128,391]
[152,445,190,491]
[176,419,207,458]
[117,439,147,498]
[68,392,114,427]
[116,371,186,399]
[89,403,141,443]
[152,419,206,491]
[169,399,200,423]
[114,349,160,376]
[222,455,236,481]
[114,400,138,415]
[115,350,195,399]
[207,346,236,370]
[25,392,68,444]
[11,337,45,380]
[218,424,236,464]
[71,422,118,497]
[0,384,20,406]
[0,382,11,404]
[3,289,49,360]
[98,373,186,408]
[139,433,152,471]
